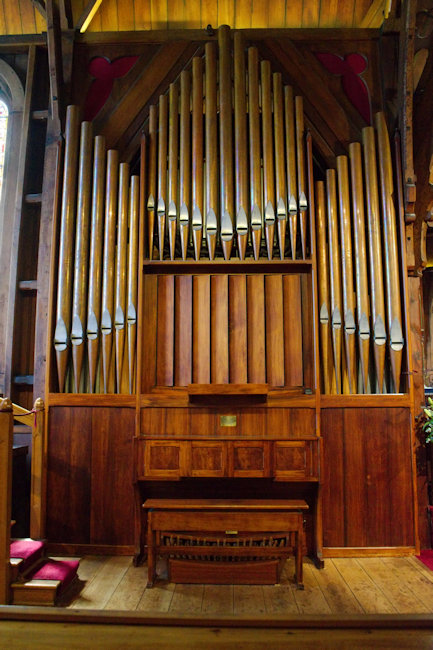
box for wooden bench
[143,498,308,589]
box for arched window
[0,98,9,201]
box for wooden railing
[12,399,46,539]
[0,397,13,604]
[0,397,46,604]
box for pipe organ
[46,27,417,569]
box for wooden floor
[61,555,433,615]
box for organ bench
[144,498,309,588]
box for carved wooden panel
[229,441,271,478]
[273,441,318,479]
[189,441,227,477]
[143,441,186,478]
[136,438,317,480]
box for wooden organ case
[45,27,419,577]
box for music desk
[143,498,309,589]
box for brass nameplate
[220,415,237,427]
[225,530,238,535]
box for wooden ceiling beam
[76,0,104,33]
[46,0,63,132]
[398,0,417,222]
[31,0,47,21]
[258,38,363,164]
[98,41,200,153]
[59,0,74,30]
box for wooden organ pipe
[179,70,191,261]
[248,46,262,260]
[191,57,203,260]
[375,112,404,392]
[261,60,275,260]
[295,96,308,259]
[71,120,93,392]
[273,72,287,260]
[87,135,106,393]
[285,86,297,259]
[234,31,248,261]
[205,41,218,260]
[336,156,357,394]
[127,175,140,394]
[157,94,168,261]
[168,82,179,261]
[101,149,119,393]
[54,105,80,392]
[349,142,370,393]
[219,25,234,260]
[326,169,343,394]
[362,126,386,392]
[147,105,157,259]
[115,162,129,393]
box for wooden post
[30,398,46,540]
[0,398,13,604]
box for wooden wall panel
[174,275,192,386]
[156,274,174,386]
[283,274,303,386]
[322,407,416,548]
[46,407,92,544]
[46,406,135,547]
[211,275,229,383]
[240,408,266,436]
[321,408,345,546]
[247,275,266,384]
[229,275,247,383]
[266,408,315,437]
[165,407,190,435]
[90,408,135,545]
[141,274,157,392]
[190,408,216,436]
[140,407,166,435]
[265,275,285,386]
[192,275,210,384]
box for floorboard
[61,554,433,617]
[358,557,430,614]
[332,558,396,614]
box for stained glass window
[0,100,8,201]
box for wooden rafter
[360,0,389,27]
[96,42,202,158]
[257,38,364,165]
[398,0,417,221]
[76,0,104,33]
[46,0,63,130]
[59,0,74,30]
[31,0,47,20]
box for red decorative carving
[83,56,139,121]
[315,52,372,125]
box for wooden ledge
[143,498,309,510]
[188,384,268,396]
[188,384,268,405]
[143,259,312,274]
[47,393,136,407]
[320,394,411,408]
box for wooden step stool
[143,499,308,588]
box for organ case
[43,27,418,564]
